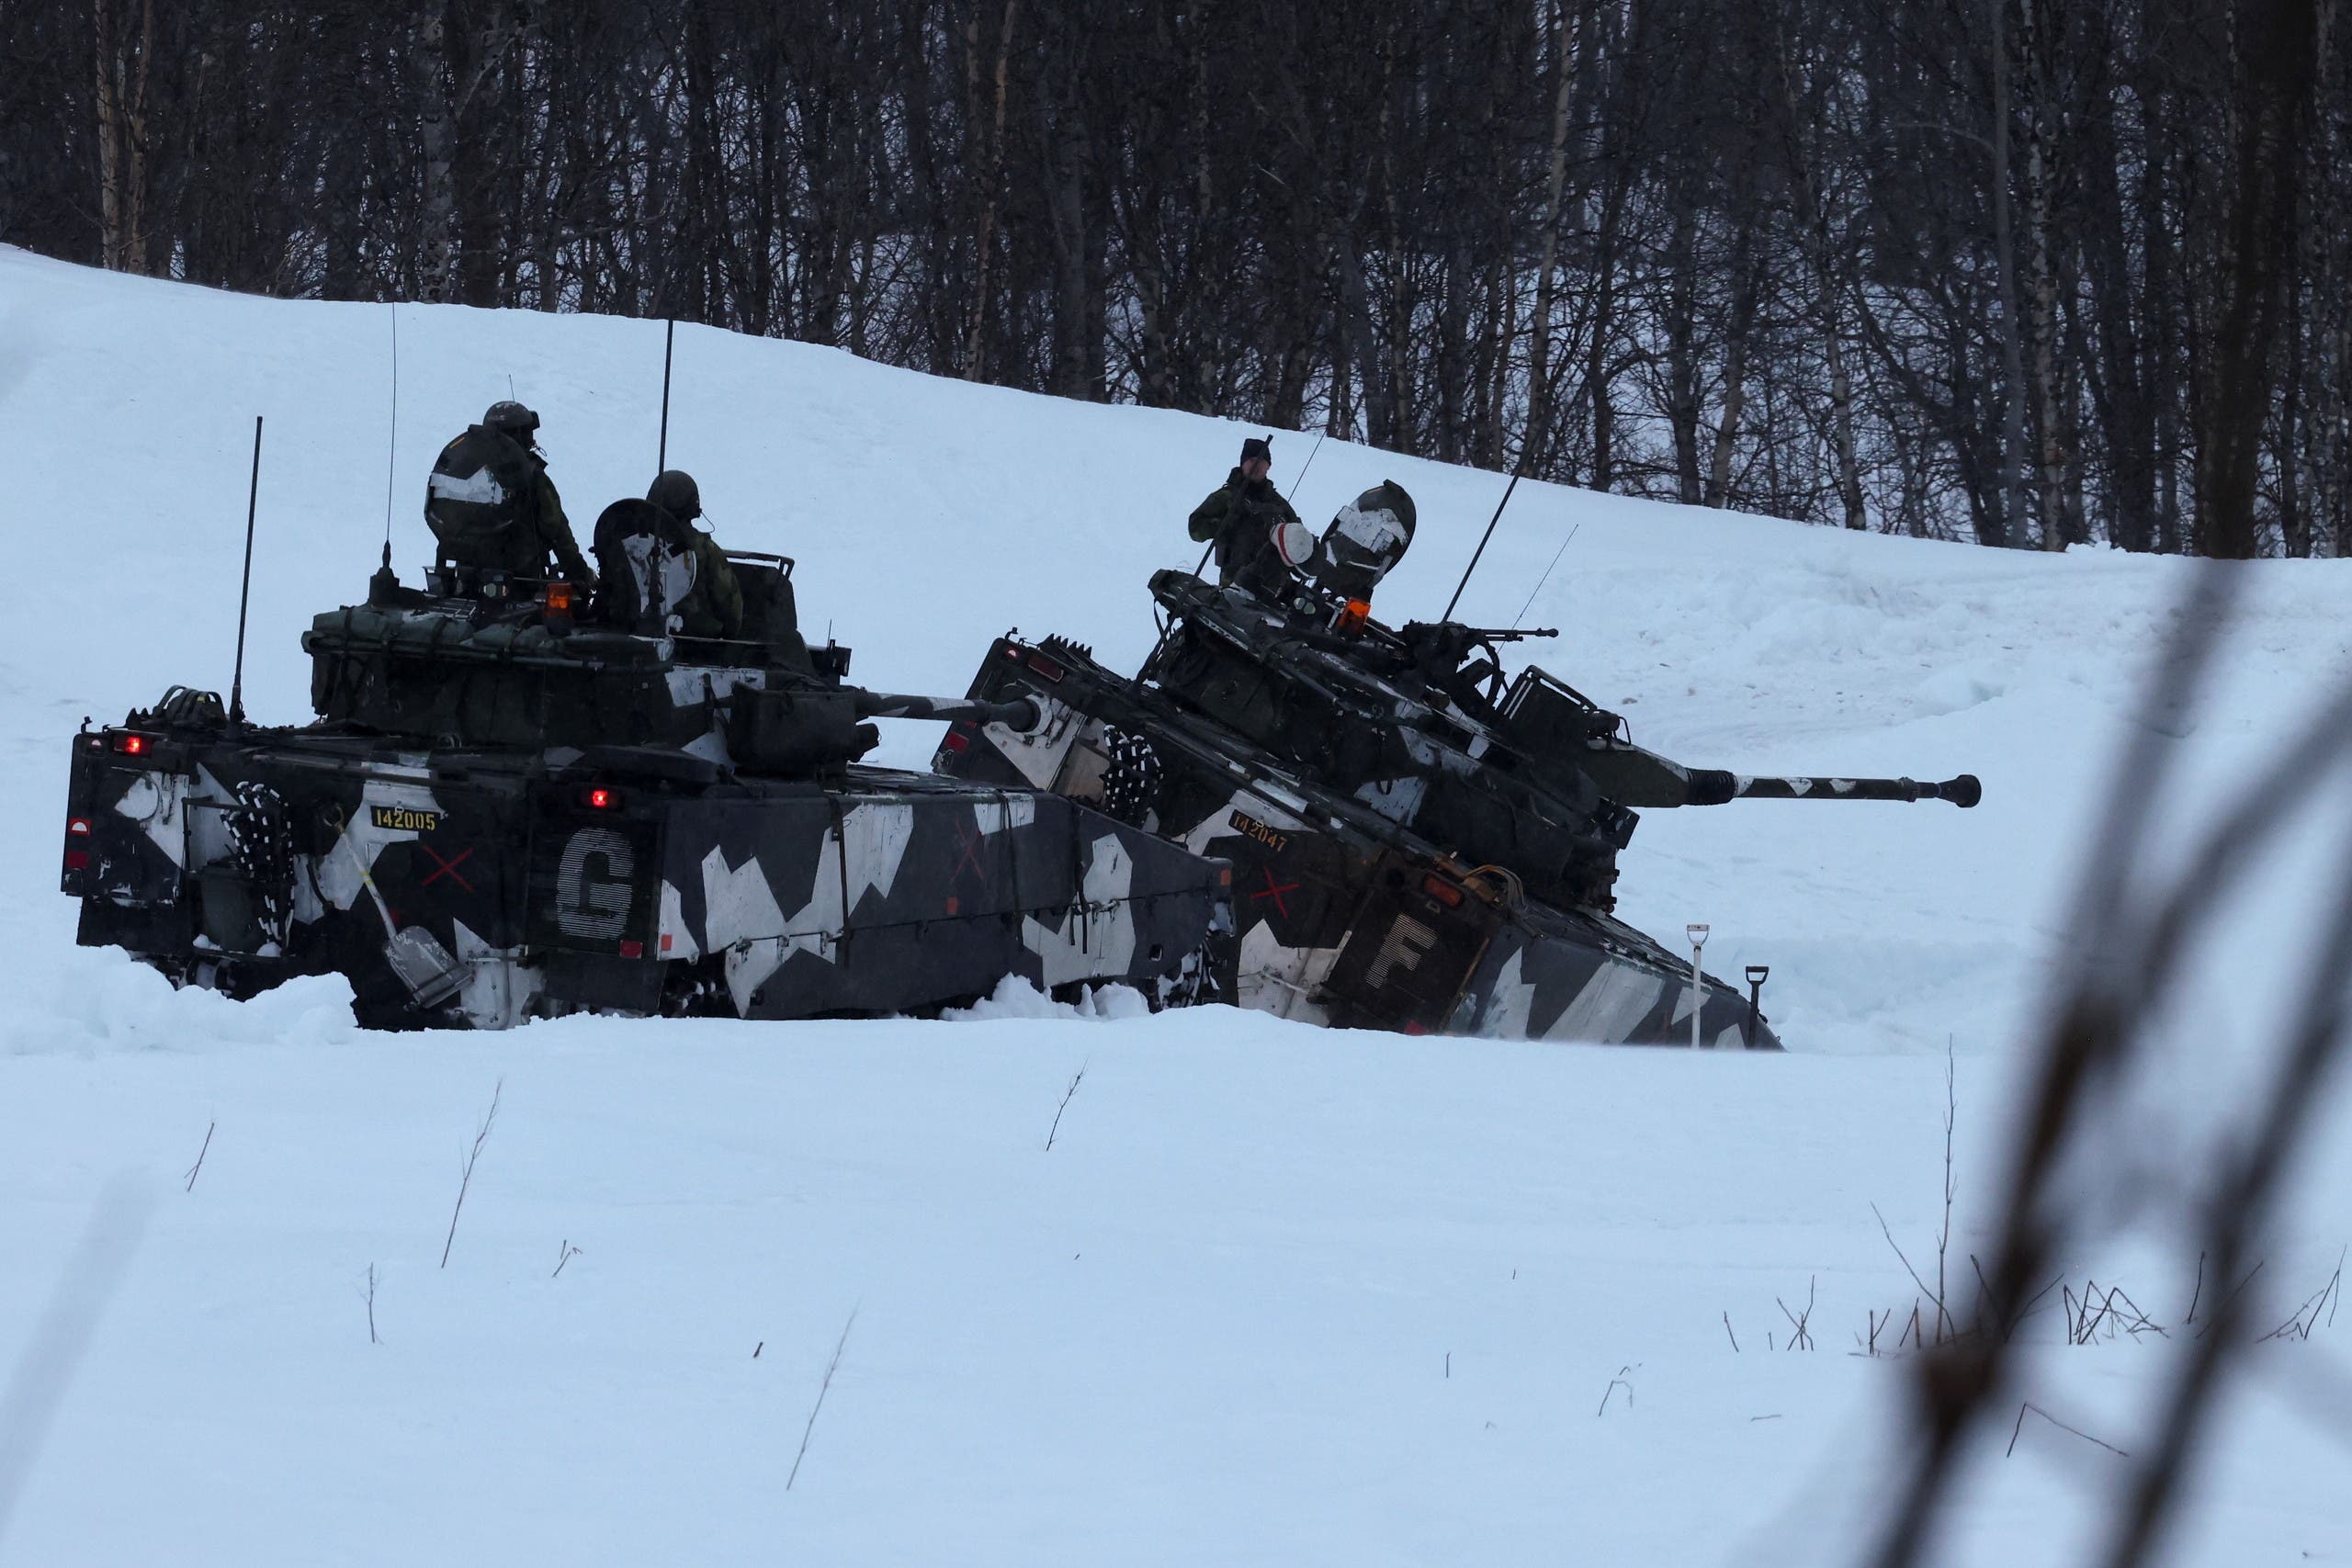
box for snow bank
[3,247,2347,1563]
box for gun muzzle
[854,692,1040,729]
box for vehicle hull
[935,637,1777,1049]
[63,722,1234,1029]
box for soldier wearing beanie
[1187,434,1303,596]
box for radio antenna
[1441,457,1529,624]
[657,318,675,471]
[381,304,399,569]
[1283,427,1326,501]
[1511,525,1577,630]
[229,416,264,729]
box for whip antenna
[1511,525,1577,630]
[1441,456,1530,623]
[658,319,675,471]
[229,415,264,729]
[1283,427,1327,501]
[382,304,399,568]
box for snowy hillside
[3,246,2348,1563]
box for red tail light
[617,939,642,959]
[63,850,89,872]
[112,733,148,756]
[1026,652,1067,682]
[585,787,616,810]
[67,817,91,836]
[1421,875,1465,908]
[939,728,971,755]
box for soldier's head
[648,468,703,524]
[1239,435,1272,483]
[484,400,541,451]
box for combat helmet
[648,468,703,522]
[483,400,540,445]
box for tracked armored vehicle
[934,484,1977,1049]
[62,506,1233,1029]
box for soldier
[646,468,745,640]
[1188,435,1304,596]
[424,400,596,590]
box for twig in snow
[2256,1251,2344,1343]
[2185,1250,2206,1326]
[363,1263,379,1345]
[552,1239,582,1279]
[1044,1062,1088,1152]
[2006,1401,2129,1460]
[1777,1277,1817,1351]
[183,1121,215,1192]
[1938,1041,1956,1343]
[1872,1202,1946,1341]
[1724,1312,1740,1352]
[2193,1259,2265,1341]
[1596,1365,1636,1416]
[786,1307,859,1490]
[440,1078,503,1269]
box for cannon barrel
[1682,770,1981,808]
[854,691,1040,728]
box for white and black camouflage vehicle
[62,522,1235,1029]
[935,484,1978,1049]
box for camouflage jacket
[526,467,596,587]
[678,529,745,641]
[1187,468,1301,592]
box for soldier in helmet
[424,400,595,590]
[1188,435,1305,597]
[645,468,745,641]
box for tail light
[112,733,149,756]
[582,786,621,810]
[545,581,574,613]
[68,817,91,836]
[939,727,971,755]
[1421,874,1465,908]
[1025,651,1067,683]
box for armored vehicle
[934,484,1977,1049]
[62,504,1234,1029]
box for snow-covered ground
[2,245,2347,1563]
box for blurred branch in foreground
[1867,561,2352,1567]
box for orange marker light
[546,581,574,613]
[1337,599,1372,634]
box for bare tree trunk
[1988,0,2028,547]
[415,8,458,303]
[2192,0,2321,558]
[964,0,1019,380]
[1664,205,1702,503]
[1524,0,1580,476]
[90,0,153,273]
[1706,223,1760,509]
[2021,0,2068,548]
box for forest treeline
[3,0,2342,555]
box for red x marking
[1249,866,1299,919]
[418,842,475,894]
[952,818,989,885]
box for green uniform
[1188,468,1303,594]
[523,465,595,587]
[678,530,744,641]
